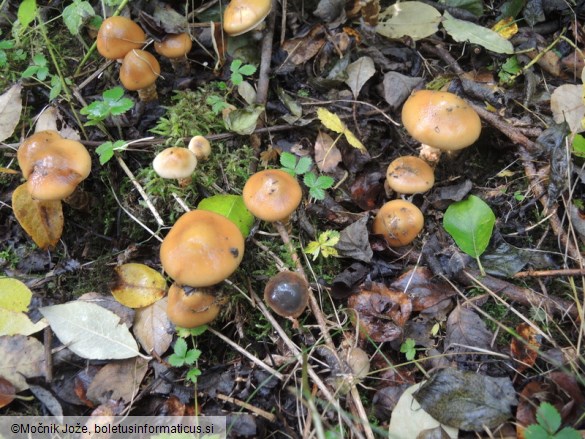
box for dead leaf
[550,84,585,133]
[510,323,540,372]
[34,106,81,140]
[382,72,424,110]
[29,384,63,422]
[0,335,45,391]
[86,357,148,405]
[314,130,342,172]
[0,83,22,142]
[78,292,136,328]
[335,215,373,263]
[391,267,457,313]
[133,297,173,356]
[12,183,64,250]
[280,25,326,67]
[345,56,375,99]
[444,305,493,353]
[349,168,385,210]
[111,263,166,309]
[0,377,16,408]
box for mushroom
[188,136,211,162]
[17,130,92,201]
[152,146,197,186]
[264,270,310,318]
[401,90,481,165]
[119,49,161,102]
[386,156,434,195]
[372,199,424,247]
[154,33,192,76]
[160,210,245,287]
[242,169,302,222]
[167,283,222,328]
[97,16,146,60]
[223,0,272,36]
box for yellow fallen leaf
[344,129,367,152]
[0,278,32,312]
[12,183,63,250]
[111,263,167,308]
[0,309,47,336]
[317,107,367,152]
[491,17,518,40]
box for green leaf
[535,402,561,435]
[173,337,188,357]
[32,53,47,66]
[303,172,317,187]
[62,0,95,35]
[95,140,126,165]
[523,425,550,439]
[198,194,254,238]
[0,40,14,49]
[314,175,334,190]
[376,1,441,41]
[280,151,297,170]
[319,230,340,247]
[304,241,322,260]
[443,195,495,258]
[553,428,582,439]
[231,72,243,85]
[442,11,514,54]
[21,65,39,78]
[183,348,201,365]
[17,0,37,29]
[49,76,61,100]
[35,66,49,81]
[295,156,313,175]
[189,325,208,336]
[223,105,264,135]
[309,186,326,200]
[230,59,242,72]
[186,367,201,383]
[238,64,257,76]
[103,86,124,101]
[572,134,585,158]
[441,0,483,16]
[498,56,522,84]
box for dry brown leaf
[133,297,173,356]
[0,83,22,142]
[314,130,342,172]
[0,335,45,391]
[510,323,540,372]
[12,183,63,249]
[86,357,148,405]
[0,377,16,408]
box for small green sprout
[169,325,208,384]
[400,338,417,361]
[524,402,580,439]
[304,230,340,260]
[80,86,134,126]
[229,59,257,85]
[279,152,334,201]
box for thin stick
[217,393,277,422]
[115,153,165,226]
[513,268,585,278]
[255,0,278,106]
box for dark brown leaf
[444,306,493,353]
[391,267,457,313]
[335,216,373,263]
[510,323,540,372]
[0,377,15,408]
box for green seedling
[206,59,257,114]
[399,338,417,361]
[498,56,522,85]
[524,402,580,439]
[0,38,26,68]
[21,53,49,81]
[95,140,127,165]
[280,152,312,177]
[279,152,334,201]
[229,59,257,86]
[304,172,334,201]
[80,86,134,126]
[169,325,208,384]
[304,230,340,261]
[62,0,95,35]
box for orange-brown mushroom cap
[153,147,197,179]
[167,283,221,328]
[264,271,309,318]
[223,0,272,36]
[160,210,245,287]
[154,33,192,59]
[401,90,481,151]
[386,156,435,194]
[97,16,146,60]
[119,49,160,91]
[17,130,92,201]
[242,169,302,222]
[372,199,424,247]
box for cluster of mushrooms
[373,89,481,247]
[162,169,310,327]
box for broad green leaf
[21,65,39,78]
[198,194,254,238]
[442,0,483,16]
[103,86,124,101]
[376,1,441,41]
[498,0,526,18]
[443,195,495,258]
[572,134,585,157]
[535,402,561,435]
[303,172,317,187]
[296,156,313,174]
[315,175,334,190]
[238,64,257,76]
[309,186,326,200]
[523,425,550,439]
[280,151,297,170]
[553,428,582,439]
[17,0,37,29]
[442,11,514,54]
[40,301,141,360]
[62,0,94,35]
[32,53,46,66]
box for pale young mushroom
[152,147,197,186]
[401,90,481,165]
[223,0,272,36]
[188,136,211,161]
[372,199,424,247]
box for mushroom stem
[170,57,191,76]
[273,221,335,349]
[137,83,158,102]
[419,143,442,167]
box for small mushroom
[154,33,192,76]
[223,0,272,36]
[119,49,161,102]
[401,90,481,165]
[152,146,197,186]
[188,136,211,162]
[386,156,434,195]
[97,16,146,60]
[242,169,302,222]
[167,283,221,328]
[17,130,92,201]
[264,271,309,318]
[160,210,245,287]
[372,199,424,247]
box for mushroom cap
[160,210,245,287]
[154,33,192,58]
[223,0,272,36]
[372,199,424,247]
[17,130,92,201]
[97,16,146,60]
[167,283,221,328]
[153,147,197,179]
[242,169,302,222]
[401,90,481,151]
[188,135,211,161]
[386,156,435,194]
[264,271,309,318]
[119,49,161,91]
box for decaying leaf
[280,25,326,67]
[12,183,64,249]
[34,105,81,139]
[0,83,22,142]
[345,56,375,99]
[86,357,149,405]
[550,84,585,134]
[442,11,514,54]
[29,384,63,422]
[40,301,142,360]
[0,377,16,408]
[444,305,493,353]
[376,1,441,41]
[0,335,45,391]
[111,263,166,309]
[314,131,342,172]
[414,368,517,431]
[510,323,541,373]
[382,72,424,110]
[335,215,373,263]
[133,297,173,356]
[391,267,457,313]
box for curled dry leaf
[133,297,173,356]
[314,130,342,173]
[86,357,149,405]
[550,84,585,134]
[0,83,22,142]
[510,323,541,373]
[111,263,167,309]
[390,267,457,313]
[12,183,64,250]
[0,335,45,391]
[0,377,16,408]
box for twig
[255,0,278,106]
[513,268,585,278]
[217,393,277,422]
